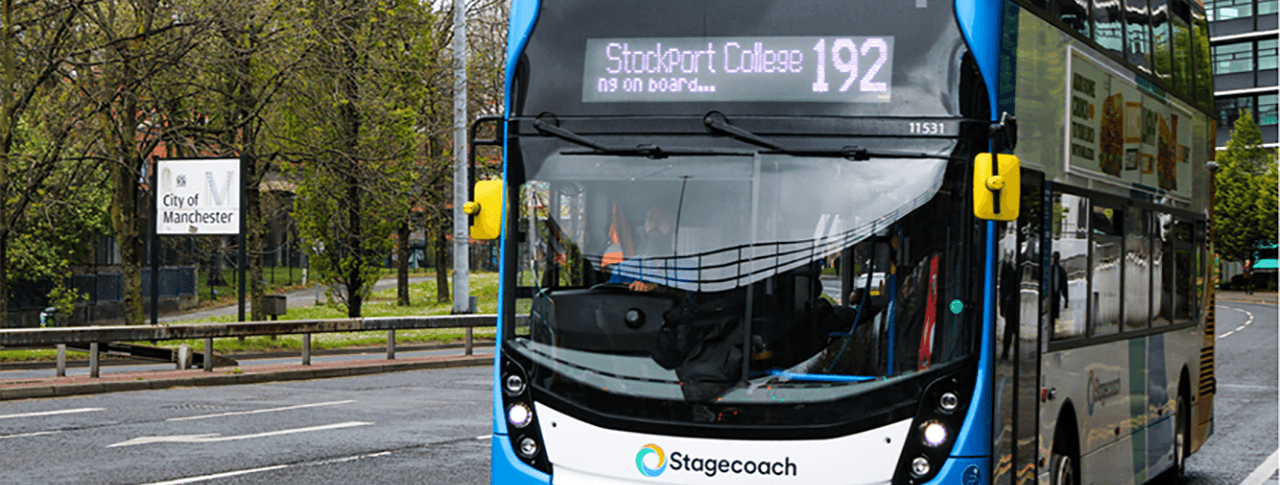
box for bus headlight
[893,371,973,484]
[504,373,527,395]
[922,422,947,447]
[501,351,551,474]
[507,403,534,428]
[911,456,931,477]
[518,436,540,458]
[939,392,959,412]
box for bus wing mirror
[973,153,1020,221]
[466,179,504,240]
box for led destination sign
[582,36,894,103]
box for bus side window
[1171,11,1193,97]
[1049,192,1089,340]
[1124,208,1152,331]
[1025,0,1050,14]
[1154,212,1174,325]
[1191,11,1213,111]
[1092,0,1126,59]
[1194,221,1207,318]
[1173,219,1195,324]
[1151,0,1173,82]
[1056,0,1091,38]
[1126,0,1152,72]
[1090,202,1123,336]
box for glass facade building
[1207,0,1278,147]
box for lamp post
[451,0,470,314]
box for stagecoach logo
[635,444,799,478]
[636,444,668,477]
[1087,369,1122,415]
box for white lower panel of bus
[535,403,912,484]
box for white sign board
[155,159,241,235]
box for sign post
[153,159,243,328]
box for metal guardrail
[0,314,498,379]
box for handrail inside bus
[768,370,878,383]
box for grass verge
[0,272,499,363]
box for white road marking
[0,430,60,440]
[0,407,105,420]
[134,465,289,485]
[166,400,356,422]
[477,434,492,440]
[108,421,373,448]
[1240,448,1280,485]
[1218,306,1256,340]
[134,450,393,485]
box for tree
[412,0,507,305]
[6,108,109,321]
[1214,110,1278,263]
[73,0,211,325]
[285,0,433,317]
[191,0,305,320]
[0,0,99,324]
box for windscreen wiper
[533,116,751,158]
[702,111,942,161]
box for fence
[66,267,199,304]
[0,314,499,378]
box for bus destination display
[582,36,894,103]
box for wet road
[0,301,1271,484]
[1184,300,1279,485]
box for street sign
[155,159,241,235]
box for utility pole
[451,0,470,314]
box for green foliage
[0,0,508,324]
[1215,110,1279,263]
[6,113,109,283]
[45,284,82,322]
[283,0,438,317]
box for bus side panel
[1080,437,1137,485]
[1191,287,1216,454]
[1193,392,1213,454]
[492,435,553,485]
[1042,328,1200,485]
[1144,333,1174,478]
[1043,342,1134,462]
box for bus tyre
[1051,451,1076,485]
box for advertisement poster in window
[1066,48,1194,200]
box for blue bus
[471,0,1216,483]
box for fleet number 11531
[909,121,945,135]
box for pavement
[0,350,493,401]
[2,274,489,402]
[1216,290,1278,305]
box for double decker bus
[471,0,1217,483]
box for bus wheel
[1051,451,1076,485]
